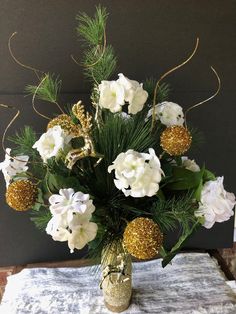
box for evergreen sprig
[144,78,170,103]
[8,126,46,180]
[82,45,117,82]
[76,5,108,46]
[25,73,62,103]
[8,126,38,157]
[76,5,117,83]
[151,193,198,232]
[150,192,201,267]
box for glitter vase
[101,241,132,312]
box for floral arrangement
[0,6,235,298]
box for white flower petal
[47,188,97,252]
[0,148,29,188]
[195,177,236,229]
[108,149,164,198]
[147,101,184,127]
[98,80,125,113]
[32,126,72,162]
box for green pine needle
[83,45,117,82]
[76,5,117,83]
[8,126,46,180]
[144,78,170,103]
[76,5,108,46]
[25,73,62,103]
[8,126,37,157]
[151,192,198,232]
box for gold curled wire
[8,32,43,80]
[0,104,48,167]
[184,66,221,128]
[151,38,200,131]
[0,104,29,164]
[9,32,65,116]
[32,76,51,120]
[0,104,20,156]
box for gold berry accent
[123,217,163,260]
[47,114,80,136]
[6,180,38,211]
[160,125,192,156]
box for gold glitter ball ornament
[6,180,38,211]
[160,125,192,156]
[123,217,163,260]
[47,114,79,136]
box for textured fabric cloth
[0,253,236,314]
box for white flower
[46,215,97,253]
[98,74,148,115]
[49,188,95,217]
[32,126,72,162]
[195,177,236,229]
[0,148,29,187]
[46,188,97,253]
[147,101,184,126]
[117,73,140,102]
[108,148,164,197]
[98,80,125,113]
[67,221,98,253]
[117,73,148,114]
[181,157,200,172]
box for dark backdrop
[0,0,235,266]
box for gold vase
[101,241,132,312]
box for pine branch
[8,126,38,157]
[76,5,108,46]
[76,6,117,83]
[150,193,200,267]
[25,73,62,103]
[144,78,170,104]
[82,45,117,82]
[151,192,197,232]
[8,126,46,180]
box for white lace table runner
[1,253,236,314]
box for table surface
[1,253,236,314]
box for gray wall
[0,0,235,266]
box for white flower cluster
[99,73,148,114]
[33,126,72,162]
[147,101,184,127]
[0,148,29,187]
[108,148,164,197]
[46,188,98,253]
[181,157,200,172]
[195,177,236,229]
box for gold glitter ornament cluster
[6,180,38,211]
[160,125,192,156]
[72,101,93,132]
[123,217,163,260]
[47,114,80,136]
